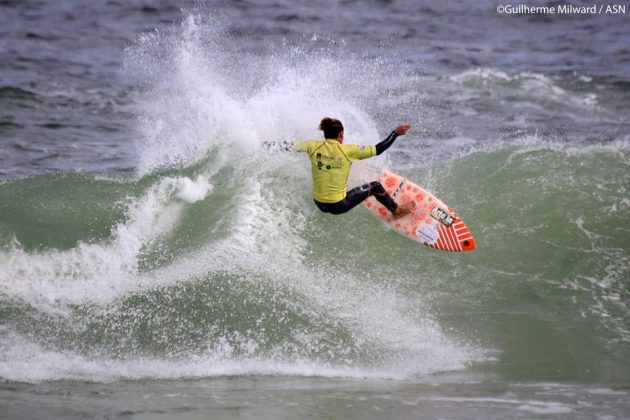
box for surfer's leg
[366,181,398,212]
[367,181,415,217]
[335,181,398,213]
[314,197,357,215]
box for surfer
[295,117,415,217]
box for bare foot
[392,201,416,218]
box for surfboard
[363,169,476,252]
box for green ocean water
[1,144,628,419]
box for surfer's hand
[262,140,293,151]
[395,124,411,135]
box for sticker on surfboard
[363,169,476,252]
[430,206,455,227]
[416,224,439,245]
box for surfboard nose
[460,237,476,252]
[452,218,476,252]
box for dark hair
[319,117,344,139]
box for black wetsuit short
[314,180,397,215]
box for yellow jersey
[295,139,376,203]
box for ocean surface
[1,0,629,418]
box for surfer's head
[319,117,344,142]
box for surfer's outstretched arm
[375,124,411,155]
[262,140,294,151]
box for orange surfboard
[363,169,476,252]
